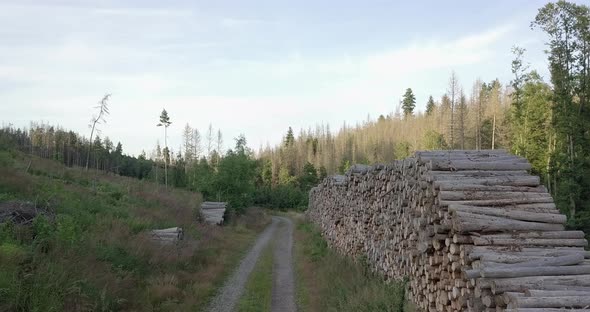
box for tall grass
[237,241,274,312]
[294,219,409,312]
[0,150,270,311]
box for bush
[253,185,308,210]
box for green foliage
[284,127,295,147]
[532,1,590,219]
[299,162,319,191]
[56,214,82,246]
[278,166,297,186]
[422,130,448,150]
[96,244,147,275]
[158,109,172,127]
[253,185,308,210]
[0,150,13,167]
[425,96,436,116]
[0,242,27,263]
[298,222,327,262]
[295,220,407,312]
[214,148,257,212]
[237,243,273,312]
[338,160,351,174]
[402,88,416,118]
[394,142,412,160]
[318,166,328,181]
[33,215,54,242]
[261,160,273,186]
[509,71,552,178]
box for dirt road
[207,216,296,312]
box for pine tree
[425,95,436,116]
[157,109,172,188]
[401,88,416,118]
[284,127,295,147]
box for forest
[1,1,589,230]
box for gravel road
[207,215,296,312]
[207,217,279,312]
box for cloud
[92,8,192,17]
[220,17,270,28]
[257,24,514,82]
[0,5,517,156]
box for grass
[293,215,410,312]
[237,239,274,312]
[0,149,270,312]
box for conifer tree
[157,109,172,188]
[425,95,436,116]
[402,88,416,118]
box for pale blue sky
[0,1,569,156]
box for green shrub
[0,242,27,264]
[96,244,147,275]
[0,151,13,167]
[253,185,308,210]
[33,215,54,241]
[32,215,55,253]
[56,214,81,246]
[298,222,328,262]
[0,222,15,244]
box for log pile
[150,227,183,245]
[308,150,590,311]
[201,201,227,225]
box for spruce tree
[425,95,435,116]
[401,88,416,118]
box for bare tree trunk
[492,114,496,150]
[86,122,96,171]
[164,126,168,189]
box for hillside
[0,148,269,311]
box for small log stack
[308,150,590,311]
[201,201,227,225]
[150,227,183,245]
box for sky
[0,0,572,156]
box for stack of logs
[308,150,590,311]
[201,201,227,225]
[150,227,183,245]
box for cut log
[507,296,590,309]
[452,213,565,233]
[471,237,587,247]
[450,206,567,224]
[479,265,590,278]
[430,160,531,171]
[492,275,590,293]
[476,231,586,240]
